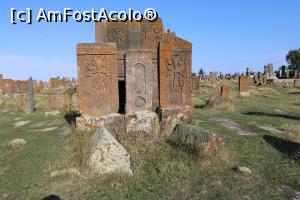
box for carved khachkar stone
[125,49,153,113]
[159,32,192,108]
[239,76,249,96]
[2,79,13,95]
[12,80,21,94]
[20,80,29,94]
[192,76,200,94]
[95,19,163,51]
[77,43,119,116]
[28,76,35,113]
[95,19,163,84]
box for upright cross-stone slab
[192,76,200,94]
[125,49,153,113]
[159,33,192,109]
[239,76,249,96]
[28,76,35,113]
[77,43,119,116]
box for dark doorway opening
[118,80,126,114]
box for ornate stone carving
[77,43,118,116]
[126,50,153,113]
[159,33,192,108]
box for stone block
[125,49,153,113]
[77,43,119,117]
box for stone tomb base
[76,107,192,138]
[76,111,160,138]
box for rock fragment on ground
[89,127,132,175]
[8,138,27,149]
[172,124,222,153]
[235,166,252,174]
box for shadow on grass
[194,104,207,109]
[263,135,300,163]
[289,92,300,95]
[64,110,81,125]
[166,139,200,157]
[42,194,61,200]
[242,111,300,121]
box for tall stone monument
[77,43,119,117]
[77,18,193,127]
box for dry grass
[70,128,94,170]
[280,124,300,142]
[250,86,282,97]
[210,90,237,112]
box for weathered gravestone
[77,43,119,117]
[77,18,193,131]
[192,75,200,94]
[159,31,192,114]
[239,76,249,96]
[125,49,153,113]
[28,76,35,113]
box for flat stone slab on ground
[48,119,65,126]
[14,121,31,127]
[33,127,58,132]
[258,126,284,134]
[30,120,52,127]
[210,117,257,136]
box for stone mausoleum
[76,18,193,135]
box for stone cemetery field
[0,83,300,200]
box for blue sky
[0,0,299,81]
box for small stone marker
[28,76,35,113]
[239,76,249,96]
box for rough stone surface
[159,32,192,109]
[172,124,222,152]
[89,127,132,175]
[192,75,200,94]
[77,43,119,117]
[125,111,160,138]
